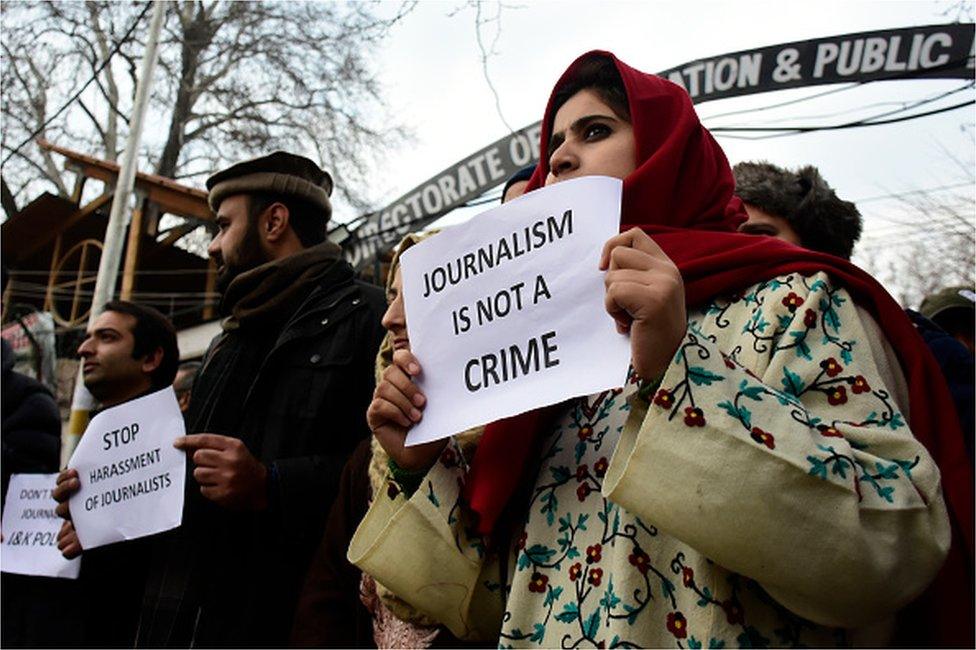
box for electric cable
[713,98,975,140]
[720,81,973,127]
[1,2,153,166]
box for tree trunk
[154,4,212,179]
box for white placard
[401,176,631,445]
[67,387,186,550]
[1,473,81,579]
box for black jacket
[1,339,60,504]
[138,259,386,647]
[1,340,85,648]
[906,309,974,458]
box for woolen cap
[206,151,333,221]
[919,286,976,320]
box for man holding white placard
[2,338,83,646]
[136,152,386,648]
[52,301,180,648]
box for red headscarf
[463,50,972,644]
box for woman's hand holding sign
[368,349,447,472]
[600,227,687,382]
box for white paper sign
[401,176,631,445]
[67,387,186,550]
[1,473,81,579]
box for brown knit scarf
[220,241,344,331]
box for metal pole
[63,0,167,465]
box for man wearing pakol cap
[919,285,975,354]
[137,152,386,647]
[909,286,975,459]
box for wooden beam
[158,222,200,247]
[17,192,114,263]
[49,276,96,291]
[70,243,91,324]
[120,200,145,300]
[39,139,212,222]
[69,191,114,228]
[70,174,88,204]
[144,184,212,221]
[44,235,63,312]
[64,161,213,221]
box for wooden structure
[2,141,218,331]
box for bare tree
[1,0,414,213]
[447,0,523,133]
[941,0,975,23]
[855,144,975,308]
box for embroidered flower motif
[683,406,706,427]
[528,571,548,593]
[628,547,650,575]
[750,427,776,449]
[820,357,843,377]
[576,465,589,481]
[578,425,593,440]
[827,385,848,406]
[588,568,603,586]
[577,483,591,501]
[781,292,804,312]
[803,308,817,328]
[816,424,843,438]
[516,530,527,550]
[667,611,688,639]
[653,389,674,409]
[569,562,582,581]
[681,566,695,587]
[721,599,744,625]
[594,457,609,478]
[586,544,602,564]
[851,375,871,394]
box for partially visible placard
[67,387,186,550]
[1,473,81,579]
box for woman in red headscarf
[350,52,967,647]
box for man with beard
[136,152,386,647]
[52,301,180,647]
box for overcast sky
[353,0,974,261]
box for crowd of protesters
[1,50,973,649]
